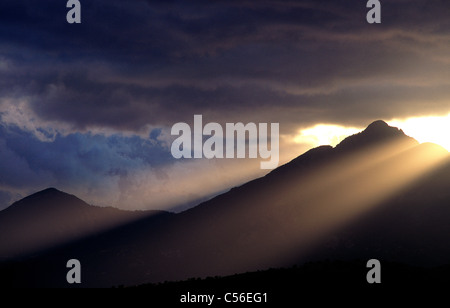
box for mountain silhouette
[0,188,172,260]
[1,120,450,287]
[335,119,418,151]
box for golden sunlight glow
[389,113,450,151]
[273,136,449,267]
[293,124,361,147]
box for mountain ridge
[4,120,445,216]
[1,120,450,287]
[6,187,160,213]
[0,187,173,260]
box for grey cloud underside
[0,123,172,209]
[0,0,450,132]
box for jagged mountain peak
[335,120,418,151]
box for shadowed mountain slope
[1,121,450,287]
[0,188,172,260]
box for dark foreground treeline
[127,260,450,305]
[1,259,447,305]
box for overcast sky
[0,0,449,210]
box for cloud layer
[0,0,449,209]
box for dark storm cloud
[1,0,450,209]
[0,122,172,208]
[0,124,171,185]
[1,0,450,134]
